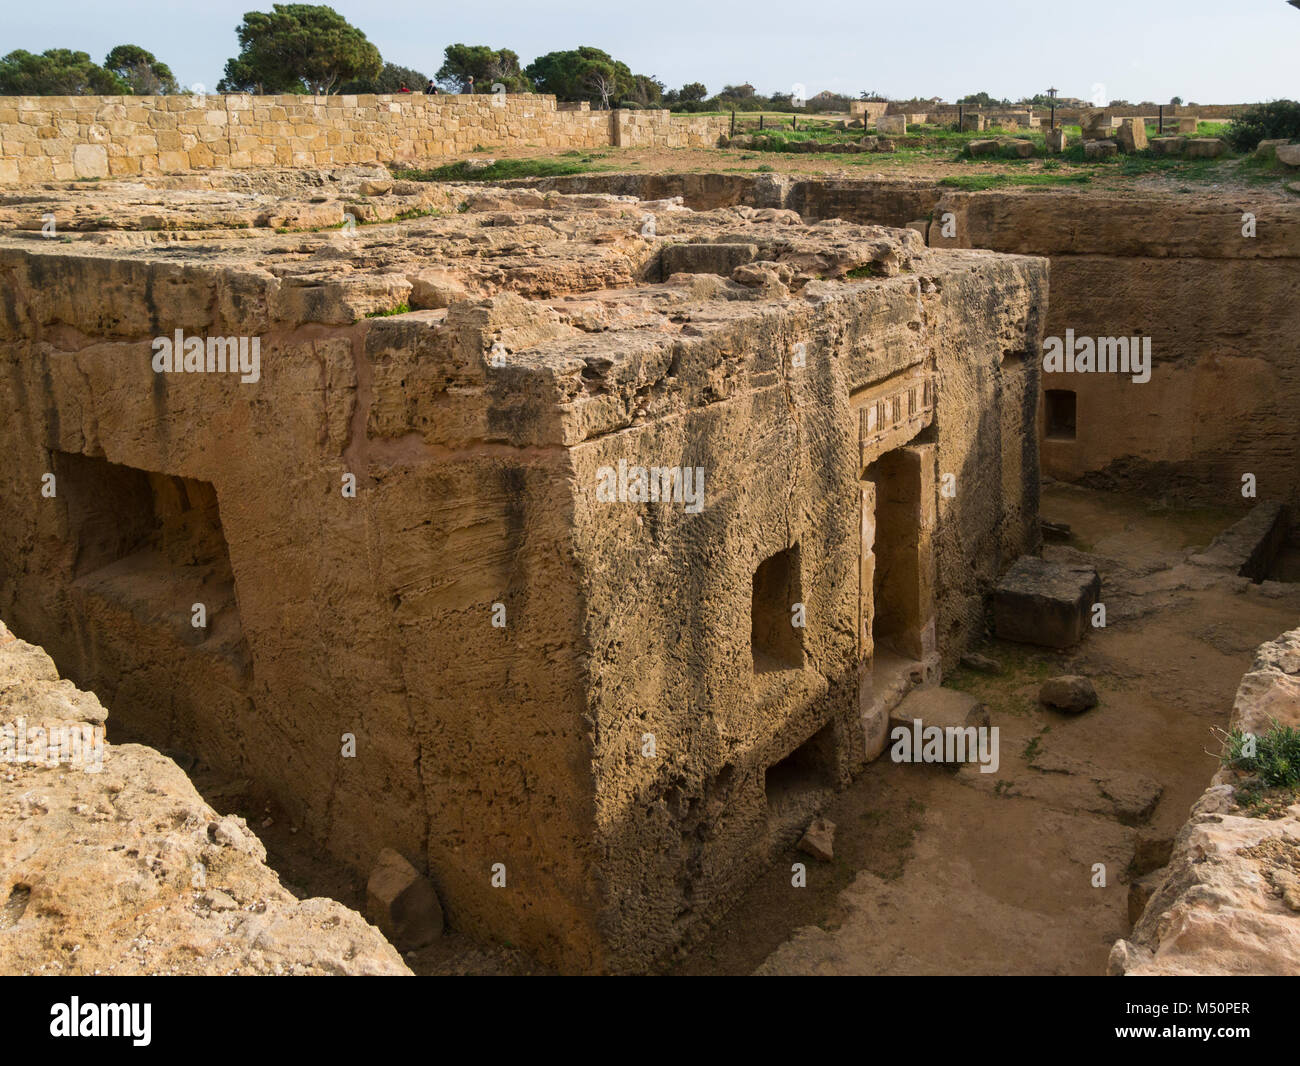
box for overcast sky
[6,0,1299,103]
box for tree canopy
[524,46,636,109]
[0,48,127,95]
[217,4,381,95]
[104,44,180,94]
[436,45,529,93]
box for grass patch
[364,302,411,318]
[1218,722,1300,817]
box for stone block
[71,143,108,179]
[1185,138,1225,159]
[1254,139,1289,161]
[1079,109,1113,141]
[660,242,758,278]
[365,847,443,951]
[960,113,985,132]
[1044,127,1067,153]
[1177,117,1198,133]
[1115,117,1148,153]
[877,115,906,135]
[966,138,1000,158]
[1149,136,1187,156]
[1084,139,1118,160]
[993,557,1100,648]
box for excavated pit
[3,164,1298,975]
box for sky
[4,0,1299,104]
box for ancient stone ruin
[2,98,1298,979]
[0,166,1046,971]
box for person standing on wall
[466,75,474,94]
[426,79,437,94]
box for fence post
[759,114,764,130]
[1158,104,1163,135]
[958,104,963,132]
[730,109,735,137]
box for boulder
[960,652,1002,675]
[993,557,1101,648]
[797,818,836,862]
[1038,675,1099,713]
[366,848,443,951]
[1254,138,1290,161]
[1275,144,1300,168]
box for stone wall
[928,190,1300,514]
[0,94,729,183]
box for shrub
[1225,100,1300,152]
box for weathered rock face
[1110,628,1300,976]
[928,189,1300,513]
[0,621,409,975]
[0,170,1044,972]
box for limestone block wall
[0,94,727,183]
[928,191,1300,514]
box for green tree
[628,74,664,107]
[340,61,429,94]
[0,48,127,95]
[436,44,528,93]
[217,4,382,95]
[677,81,707,103]
[104,44,180,94]
[524,47,635,108]
[1170,95,1183,106]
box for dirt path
[669,483,1300,975]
